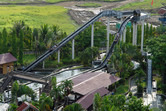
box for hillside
[0,5,78,34]
[115,0,166,10]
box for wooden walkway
[13,74,47,84]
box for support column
[58,50,60,63]
[132,22,137,45]
[141,20,145,52]
[42,61,45,69]
[147,59,152,94]
[123,28,126,43]
[106,17,110,53]
[91,23,94,47]
[72,39,75,60]
[120,18,123,42]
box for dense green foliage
[146,25,166,94]
[11,81,19,103]
[39,93,53,111]
[93,93,150,111]
[64,103,84,111]
[80,47,99,66]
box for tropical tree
[93,94,150,111]
[50,77,63,110]
[8,103,18,111]
[2,28,8,53]
[63,103,84,111]
[39,93,53,111]
[125,96,149,111]
[61,79,73,106]
[146,34,166,84]
[11,81,19,103]
[80,47,99,66]
[18,29,24,65]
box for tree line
[0,21,106,67]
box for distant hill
[0,0,122,4]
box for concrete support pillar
[147,59,152,94]
[123,28,126,43]
[58,50,60,63]
[72,39,75,60]
[42,61,45,69]
[132,22,137,45]
[141,20,145,52]
[91,24,94,47]
[120,18,123,42]
[106,17,110,53]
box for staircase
[0,75,13,93]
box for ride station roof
[71,71,120,95]
[76,87,109,109]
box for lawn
[0,0,64,3]
[0,0,122,3]
[76,3,101,8]
[115,80,129,95]
[23,54,36,65]
[0,5,78,34]
[115,0,166,10]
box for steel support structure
[72,39,75,60]
[58,50,60,63]
[141,20,145,52]
[106,17,110,53]
[132,22,137,45]
[123,28,126,43]
[91,24,94,47]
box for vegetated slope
[0,0,122,4]
[0,5,78,34]
[115,0,166,10]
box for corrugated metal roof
[17,102,28,111]
[76,87,109,109]
[16,102,39,111]
[0,53,17,65]
[158,8,166,15]
[72,71,120,95]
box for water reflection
[55,69,85,82]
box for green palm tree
[63,103,84,111]
[61,80,73,106]
[50,77,63,110]
[39,93,53,111]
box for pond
[54,68,86,82]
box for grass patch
[71,65,84,69]
[114,0,166,10]
[0,5,78,34]
[23,54,36,65]
[0,0,122,3]
[115,80,129,95]
[77,3,101,8]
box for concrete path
[143,80,158,109]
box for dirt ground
[56,0,162,26]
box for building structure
[0,53,17,74]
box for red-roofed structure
[76,87,109,110]
[0,53,17,74]
[158,8,166,15]
[17,101,39,111]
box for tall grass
[0,5,78,34]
